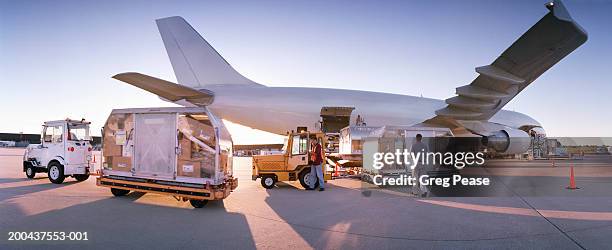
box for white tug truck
[23,119,93,184]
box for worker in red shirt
[309,137,325,191]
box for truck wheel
[110,188,130,197]
[190,199,208,208]
[47,162,65,184]
[299,169,319,190]
[260,175,276,189]
[74,174,89,182]
[25,164,36,179]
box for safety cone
[566,164,579,190]
[333,162,340,178]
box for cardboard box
[178,138,192,160]
[192,150,214,160]
[106,156,132,172]
[180,117,216,147]
[177,159,201,178]
[103,138,122,157]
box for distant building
[0,141,16,147]
[0,133,100,147]
[596,146,609,154]
[0,133,40,144]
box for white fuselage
[196,85,540,135]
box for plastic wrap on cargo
[103,113,134,168]
[134,113,176,177]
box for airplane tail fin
[156,16,262,88]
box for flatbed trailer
[97,175,237,202]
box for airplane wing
[425,0,587,130]
[112,72,214,106]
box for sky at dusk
[1,0,611,144]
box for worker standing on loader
[309,137,325,191]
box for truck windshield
[68,124,89,141]
[291,135,308,155]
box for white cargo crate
[100,107,233,186]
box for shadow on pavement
[0,180,78,202]
[262,181,583,249]
[0,176,47,184]
[0,190,256,249]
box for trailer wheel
[110,188,130,197]
[299,168,319,190]
[260,175,276,189]
[74,174,89,182]
[25,164,36,179]
[47,162,65,184]
[190,199,208,208]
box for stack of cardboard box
[177,116,218,179]
[104,134,132,172]
[180,116,216,148]
[177,135,202,178]
[192,146,215,178]
[103,114,133,172]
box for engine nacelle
[482,128,530,155]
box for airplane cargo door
[133,113,176,178]
[320,106,354,133]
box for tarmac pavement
[1,148,612,249]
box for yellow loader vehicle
[252,131,331,189]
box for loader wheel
[25,164,36,179]
[299,168,319,190]
[260,175,276,189]
[110,188,130,197]
[74,174,89,182]
[47,162,65,184]
[190,199,208,208]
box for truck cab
[23,119,93,184]
[252,131,331,189]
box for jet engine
[482,128,531,155]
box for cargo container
[334,126,379,167]
[96,107,237,208]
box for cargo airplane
[113,0,587,154]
